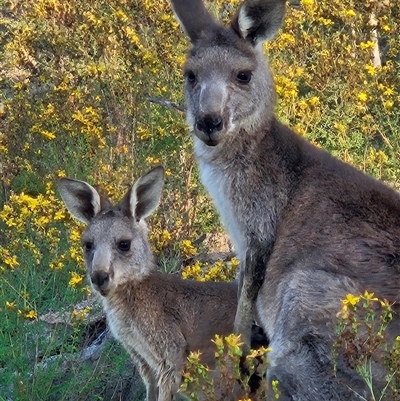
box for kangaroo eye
[118,240,131,252]
[84,242,93,252]
[186,71,196,83]
[237,71,252,84]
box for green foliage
[0,0,399,399]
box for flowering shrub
[0,0,399,398]
[334,292,400,400]
[181,334,270,401]
[182,257,240,282]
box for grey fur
[169,0,400,399]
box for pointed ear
[169,0,220,43]
[129,166,165,221]
[231,0,286,46]
[57,178,101,224]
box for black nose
[196,115,223,134]
[91,271,109,289]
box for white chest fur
[197,158,247,261]
[103,299,158,367]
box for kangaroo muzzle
[91,271,110,294]
[196,114,223,135]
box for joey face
[183,31,276,148]
[58,166,164,297]
[82,211,153,296]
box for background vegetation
[0,0,399,399]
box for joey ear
[169,0,220,43]
[58,178,101,224]
[129,166,165,221]
[231,0,286,46]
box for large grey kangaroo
[58,167,242,401]
[168,0,400,399]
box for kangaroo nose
[91,271,109,290]
[196,115,223,134]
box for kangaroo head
[58,166,165,296]
[170,0,286,148]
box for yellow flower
[279,33,295,44]
[69,271,84,287]
[318,17,333,26]
[162,229,171,242]
[25,310,37,320]
[70,228,81,242]
[69,246,84,263]
[114,10,128,22]
[334,123,345,133]
[20,193,38,210]
[187,350,202,363]
[225,333,243,350]
[40,130,56,140]
[6,301,16,310]
[246,346,271,359]
[308,96,320,106]
[345,9,356,17]
[0,247,19,269]
[298,100,308,109]
[125,26,140,45]
[359,41,375,50]
[34,215,50,228]
[56,170,66,177]
[145,156,161,164]
[180,240,197,258]
[212,334,224,350]
[357,92,368,102]
[181,260,204,280]
[379,298,392,309]
[71,306,91,321]
[54,210,65,220]
[342,293,360,307]
[383,87,394,96]
[230,257,240,269]
[362,291,377,302]
[365,65,375,76]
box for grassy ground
[0,0,399,399]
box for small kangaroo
[58,166,263,401]
[169,0,400,399]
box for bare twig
[147,97,185,113]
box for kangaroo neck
[194,118,288,260]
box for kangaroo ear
[129,166,165,221]
[58,178,101,224]
[169,0,220,43]
[231,0,286,46]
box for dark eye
[186,71,196,83]
[84,242,93,252]
[236,71,252,84]
[118,240,131,252]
